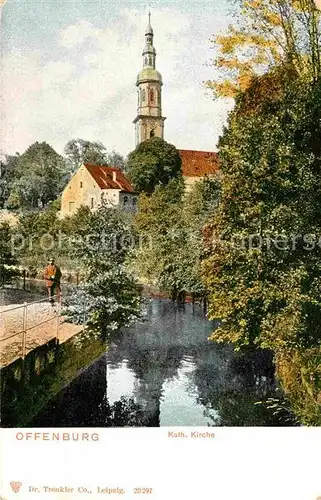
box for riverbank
[1,329,108,427]
[0,288,83,367]
[275,348,321,426]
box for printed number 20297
[133,488,153,494]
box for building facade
[133,13,166,145]
[60,164,137,217]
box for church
[133,13,219,191]
[60,14,218,217]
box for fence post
[22,302,27,359]
[83,299,86,332]
[56,299,60,344]
[23,269,26,290]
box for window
[142,89,146,102]
[80,181,83,188]
[101,192,105,205]
[150,130,155,138]
[91,198,94,209]
[69,201,75,213]
[132,197,137,207]
[150,89,154,103]
[149,56,152,66]
[123,196,128,205]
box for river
[29,298,296,427]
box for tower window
[142,89,146,102]
[150,89,154,103]
[149,56,152,66]
[144,57,148,65]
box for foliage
[127,137,182,194]
[1,139,126,209]
[64,207,141,337]
[63,139,126,173]
[131,176,220,298]
[202,74,321,350]
[275,347,321,425]
[2,142,68,210]
[0,222,19,286]
[64,139,108,172]
[206,0,321,98]
[13,205,92,272]
[0,155,20,208]
[107,150,127,171]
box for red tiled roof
[84,164,134,193]
[179,150,219,177]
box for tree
[4,142,68,209]
[64,139,108,172]
[131,176,220,299]
[202,73,321,350]
[130,178,184,291]
[107,151,127,171]
[0,222,19,286]
[127,137,182,194]
[0,154,21,208]
[64,207,141,337]
[206,0,321,98]
[9,175,46,210]
[14,204,93,272]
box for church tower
[133,13,166,145]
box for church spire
[143,12,156,69]
[146,11,153,35]
[133,13,166,145]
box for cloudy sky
[1,0,234,157]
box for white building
[60,164,137,217]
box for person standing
[43,258,62,304]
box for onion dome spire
[143,12,156,68]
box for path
[0,301,83,366]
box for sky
[1,0,235,158]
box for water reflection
[31,299,295,427]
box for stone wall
[1,331,107,427]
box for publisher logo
[9,482,22,494]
